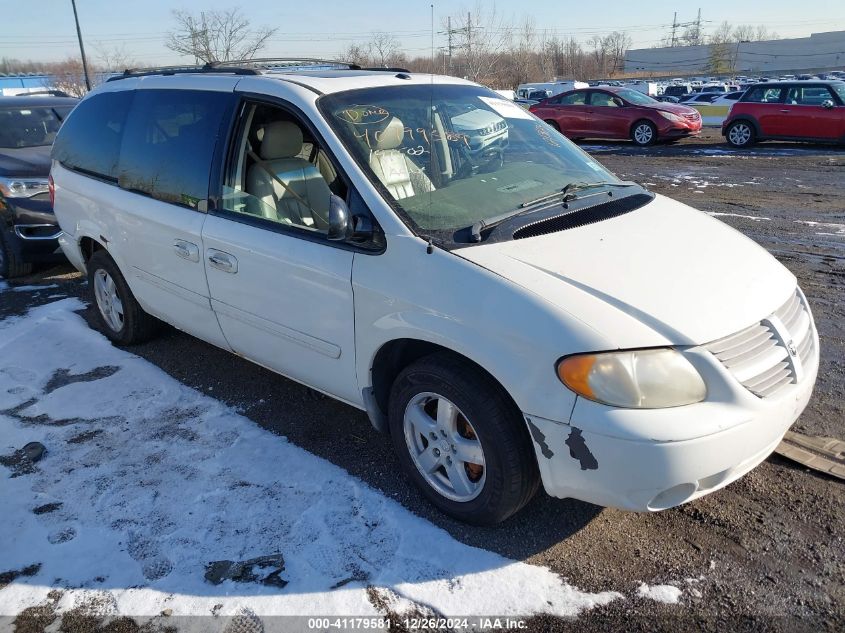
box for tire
[726,120,756,148]
[631,120,658,146]
[388,351,540,525]
[0,227,33,279]
[545,120,561,132]
[87,250,159,345]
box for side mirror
[327,194,351,241]
[612,97,625,107]
[821,99,835,109]
[327,194,375,243]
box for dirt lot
[2,129,843,631]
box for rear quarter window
[742,87,784,103]
[52,91,133,180]
[117,90,232,209]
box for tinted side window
[52,91,133,181]
[558,92,586,105]
[118,90,231,209]
[743,87,784,103]
[785,86,835,105]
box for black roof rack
[15,89,72,98]
[107,62,261,82]
[106,58,415,82]
[362,66,412,73]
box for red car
[722,81,845,148]
[529,87,702,146]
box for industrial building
[625,30,845,76]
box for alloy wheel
[729,123,752,146]
[93,269,125,332]
[634,123,654,145]
[403,392,486,502]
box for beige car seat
[368,117,434,200]
[247,121,331,229]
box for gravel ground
[2,129,843,631]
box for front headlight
[557,348,706,409]
[0,176,49,198]
[658,111,684,123]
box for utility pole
[671,12,678,47]
[447,16,453,74]
[70,0,91,91]
[695,8,702,44]
[466,12,472,57]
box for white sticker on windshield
[478,96,534,120]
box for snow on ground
[8,284,59,293]
[794,220,845,237]
[636,583,683,605]
[0,299,631,627]
[707,212,771,222]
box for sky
[4,0,845,66]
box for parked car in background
[530,87,702,145]
[50,64,817,524]
[0,93,78,277]
[516,81,588,100]
[680,93,721,104]
[514,98,539,109]
[663,84,693,99]
[687,90,747,126]
[449,106,509,165]
[723,81,845,147]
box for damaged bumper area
[525,347,818,512]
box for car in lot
[529,86,701,145]
[662,84,693,99]
[687,91,747,126]
[51,62,818,524]
[0,93,77,277]
[448,106,509,166]
[722,80,845,147]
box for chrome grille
[705,289,815,398]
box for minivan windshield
[319,84,618,241]
[0,106,71,149]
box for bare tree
[367,32,401,67]
[94,43,139,72]
[604,31,632,75]
[341,43,370,66]
[51,57,93,97]
[450,3,511,85]
[165,8,276,64]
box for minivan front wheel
[87,250,159,345]
[388,352,539,525]
[726,121,755,148]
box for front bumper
[1,196,64,263]
[526,332,818,511]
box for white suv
[50,61,818,524]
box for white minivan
[50,62,818,524]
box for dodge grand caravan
[50,61,818,525]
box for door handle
[207,249,238,274]
[173,239,200,263]
[780,109,790,113]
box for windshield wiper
[469,180,639,242]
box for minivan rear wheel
[388,351,539,525]
[88,250,159,345]
[726,121,756,148]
